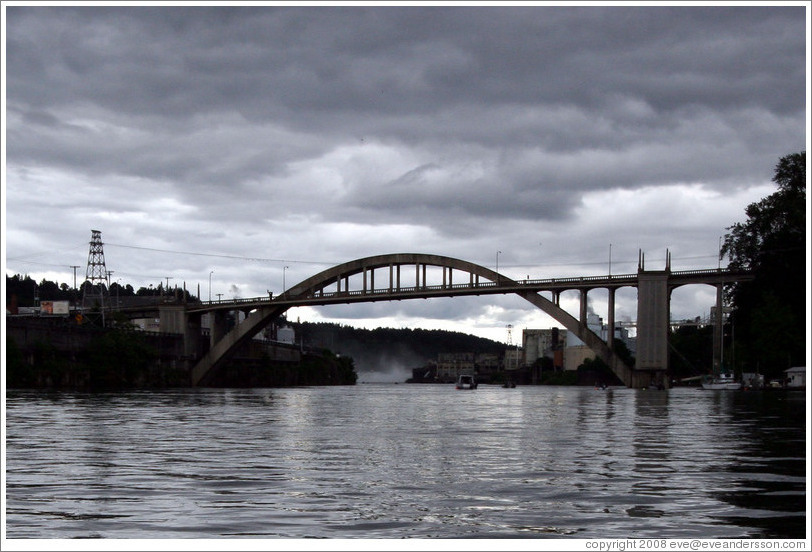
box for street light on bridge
[718,236,723,269]
[209,270,214,302]
[609,243,612,276]
[283,266,290,292]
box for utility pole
[70,265,80,310]
[70,265,80,290]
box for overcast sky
[3,3,808,344]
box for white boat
[703,318,741,390]
[456,374,477,390]
[702,372,741,390]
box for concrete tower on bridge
[634,250,670,386]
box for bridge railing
[671,268,736,277]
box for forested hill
[290,321,507,380]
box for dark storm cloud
[8,6,804,126]
[7,6,804,208]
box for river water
[4,385,808,540]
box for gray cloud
[4,4,806,340]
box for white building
[523,328,567,368]
[784,366,806,388]
[565,313,636,355]
[566,313,603,347]
[277,325,295,345]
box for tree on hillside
[721,151,806,377]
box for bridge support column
[159,305,202,368]
[210,310,228,350]
[607,288,616,350]
[362,267,375,293]
[159,305,186,334]
[185,312,202,359]
[635,270,670,388]
[579,289,588,326]
[712,284,723,374]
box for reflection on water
[5,385,807,539]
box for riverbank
[5,317,357,389]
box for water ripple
[5,386,806,539]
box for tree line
[5,275,198,307]
[721,151,806,378]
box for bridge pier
[579,289,588,325]
[635,269,671,388]
[712,283,724,374]
[629,368,668,389]
[210,310,228,350]
[607,288,615,350]
[159,305,203,367]
[159,304,186,334]
[185,313,203,359]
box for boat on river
[702,372,742,390]
[456,374,477,390]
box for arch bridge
[150,253,751,388]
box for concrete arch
[192,253,634,386]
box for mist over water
[5,385,807,539]
[346,348,425,383]
[357,362,414,383]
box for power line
[5,242,88,262]
[498,254,720,270]
[5,259,171,282]
[106,242,725,268]
[8,244,724,274]
[105,242,336,266]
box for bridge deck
[184,268,751,314]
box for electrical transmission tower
[82,229,109,321]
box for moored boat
[702,372,741,390]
